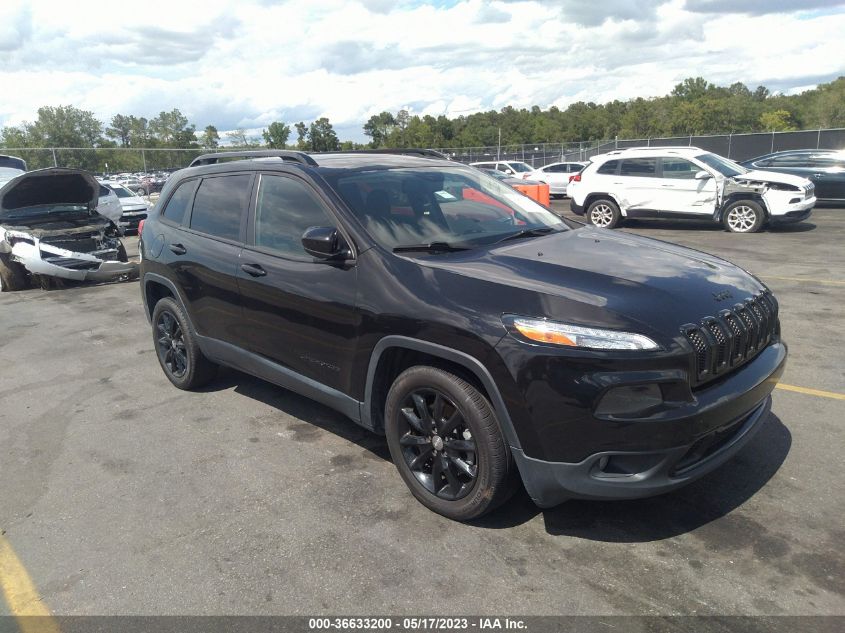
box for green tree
[307,117,340,152]
[362,111,396,147]
[262,121,291,148]
[759,110,797,131]
[149,109,197,147]
[294,122,308,150]
[201,125,220,149]
[225,128,257,147]
[105,114,133,147]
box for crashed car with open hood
[0,168,137,291]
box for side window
[496,164,510,172]
[596,160,619,175]
[661,157,699,179]
[253,175,336,260]
[161,179,198,224]
[546,164,566,173]
[189,175,251,240]
[769,154,807,167]
[619,158,657,176]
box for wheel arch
[583,192,623,214]
[716,193,769,222]
[142,272,188,323]
[362,336,521,450]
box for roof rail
[189,150,318,168]
[314,148,451,160]
[609,146,705,152]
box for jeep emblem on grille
[713,290,733,302]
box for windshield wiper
[493,227,559,244]
[393,242,471,254]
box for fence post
[770,132,774,153]
[727,133,732,158]
[817,129,821,149]
[51,148,57,167]
[142,149,147,173]
[614,135,618,150]
[689,135,692,147]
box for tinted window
[161,179,198,224]
[807,154,845,168]
[620,158,657,176]
[769,154,808,167]
[661,157,698,179]
[597,160,619,175]
[254,175,335,259]
[99,185,110,196]
[544,164,566,173]
[496,164,510,172]
[189,175,251,240]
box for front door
[237,173,359,395]
[655,157,717,215]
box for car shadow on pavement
[475,413,791,542]
[203,367,392,461]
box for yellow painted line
[0,534,60,633]
[765,276,845,286]
[776,383,845,401]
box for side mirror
[694,170,712,180]
[301,226,347,259]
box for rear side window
[189,175,251,240]
[545,164,566,173]
[253,175,335,260]
[620,158,657,176]
[596,160,619,175]
[161,179,198,224]
[99,185,110,196]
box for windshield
[109,185,136,198]
[324,166,567,251]
[508,162,533,173]
[696,153,748,177]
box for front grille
[682,290,779,387]
[41,236,99,253]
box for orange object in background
[513,182,550,206]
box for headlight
[504,316,659,350]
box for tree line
[1,76,843,172]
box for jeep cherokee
[139,149,787,521]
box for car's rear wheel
[586,199,621,228]
[384,366,516,521]
[151,297,218,390]
[0,253,28,292]
[723,200,765,233]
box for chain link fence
[3,128,844,173]
[435,128,845,167]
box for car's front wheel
[723,200,765,233]
[384,366,516,521]
[0,253,28,292]
[151,297,218,390]
[586,198,621,228]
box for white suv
[567,147,816,233]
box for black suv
[139,150,787,521]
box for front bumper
[10,240,137,282]
[506,340,786,507]
[514,395,771,507]
[770,208,813,225]
[570,199,585,215]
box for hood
[736,169,811,188]
[415,227,765,338]
[0,168,100,218]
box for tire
[723,200,765,233]
[384,366,516,521]
[586,198,621,228]
[151,297,218,390]
[0,253,28,292]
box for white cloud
[1,0,844,142]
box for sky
[1,0,845,144]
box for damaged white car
[568,147,816,233]
[0,168,138,291]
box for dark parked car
[741,149,845,204]
[139,150,787,521]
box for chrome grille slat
[682,291,779,387]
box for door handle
[240,263,267,277]
[660,184,674,187]
[169,243,186,255]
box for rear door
[615,157,661,212]
[237,172,359,394]
[656,156,717,214]
[170,173,252,346]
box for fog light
[595,384,663,417]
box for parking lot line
[0,535,59,632]
[765,275,845,286]
[776,383,845,401]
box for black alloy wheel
[397,388,478,500]
[156,310,188,379]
